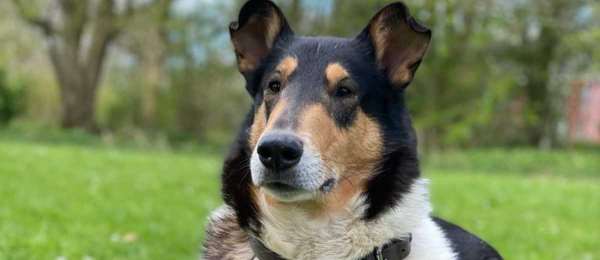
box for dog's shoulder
[432,217,503,260]
[203,205,254,260]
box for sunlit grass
[0,139,598,259]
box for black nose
[257,133,303,171]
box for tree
[11,0,164,131]
[502,0,595,148]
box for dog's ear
[230,0,293,75]
[358,2,431,89]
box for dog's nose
[257,133,303,171]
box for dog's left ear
[358,2,431,88]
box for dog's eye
[267,80,282,93]
[334,86,354,98]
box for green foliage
[0,140,598,259]
[0,69,25,126]
[3,0,600,147]
[97,70,144,132]
[322,0,600,148]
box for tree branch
[112,0,169,31]
[10,0,53,35]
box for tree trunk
[522,23,560,148]
[138,0,171,129]
[140,55,162,128]
[47,31,111,132]
[60,82,98,131]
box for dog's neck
[255,179,432,260]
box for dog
[203,1,502,259]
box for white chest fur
[257,179,457,260]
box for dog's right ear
[230,0,293,76]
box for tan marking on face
[276,56,298,78]
[249,56,296,148]
[325,63,350,92]
[296,104,383,214]
[248,98,289,150]
[249,103,267,148]
[265,99,288,130]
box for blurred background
[0,0,598,259]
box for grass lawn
[0,139,598,259]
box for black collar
[249,234,412,260]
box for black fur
[363,138,420,220]
[433,217,503,260]
[221,111,261,234]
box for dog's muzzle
[250,131,334,202]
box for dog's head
[224,0,430,231]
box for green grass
[0,140,222,260]
[0,139,598,259]
[423,148,600,177]
[429,172,599,259]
